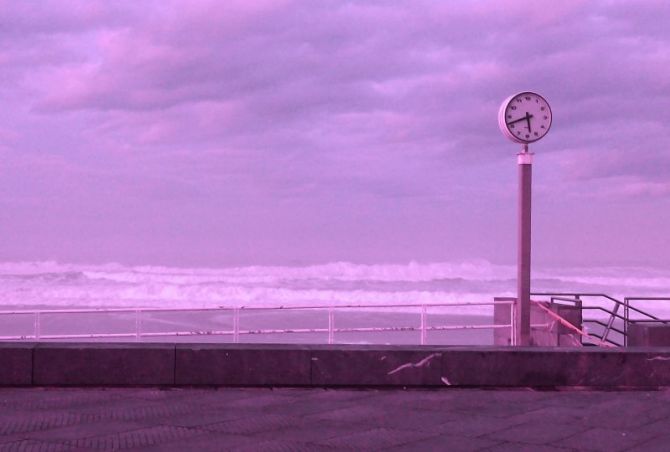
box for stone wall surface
[628,323,670,346]
[0,343,33,385]
[1,343,670,388]
[32,343,175,385]
[175,343,311,385]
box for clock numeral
[544,115,548,119]
[516,99,522,103]
[540,107,546,111]
[525,96,530,101]
[525,134,530,138]
[541,125,545,129]
[534,132,539,136]
[511,106,517,110]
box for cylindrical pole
[516,145,533,346]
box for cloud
[0,0,668,265]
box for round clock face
[498,92,552,144]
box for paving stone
[578,398,670,429]
[0,413,85,436]
[65,398,204,424]
[481,442,573,451]
[385,433,500,451]
[63,425,200,450]
[232,439,341,451]
[199,414,304,436]
[0,389,125,412]
[260,397,374,417]
[484,419,589,445]
[303,405,390,425]
[367,409,462,432]
[632,434,670,452]
[431,414,528,438]
[505,406,590,426]
[637,416,670,436]
[0,440,80,452]
[140,409,246,428]
[251,423,369,444]
[131,432,257,451]
[314,427,437,450]
[25,421,149,442]
[553,426,661,451]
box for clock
[498,92,552,144]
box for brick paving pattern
[0,387,669,451]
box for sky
[0,0,668,268]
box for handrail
[0,300,516,344]
[0,301,512,316]
[579,332,621,347]
[534,292,663,320]
[581,306,628,322]
[533,292,670,347]
[583,319,625,336]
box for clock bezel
[498,91,552,144]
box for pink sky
[0,0,668,267]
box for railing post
[624,298,629,347]
[233,308,240,343]
[575,295,583,345]
[35,312,41,340]
[602,302,620,343]
[328,309,334,344]
[420,305,427,345]
[135,309,141,341]
[510,301,516,346]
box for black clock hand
[506,114,534,125]
[525,112,532,132]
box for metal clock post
[498,92,552,346]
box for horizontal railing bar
[625,297,670,301]
[624,304,662,320]
[0,322,526,341]
[581,332,622,347]
[532,292,625,305]
[0,300,514,316]
[582,320,625,336]
[549,296,581,305]
[581,306,628,322]
[627,319,670,324]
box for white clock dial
[498,92,552,144]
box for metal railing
[0,300,516,345]
[531,293,670,346]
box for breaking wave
[0,260,667,314]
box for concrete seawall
[2,343,670,388]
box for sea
[0,260,667,312]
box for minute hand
[506,114,534,125]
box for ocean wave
[0,260,666,314]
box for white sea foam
[0,260,667,315]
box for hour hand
[506,114,533,125]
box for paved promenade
[1,387,669,451]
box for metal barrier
[531,293,670,347]
[0,301,515,344]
